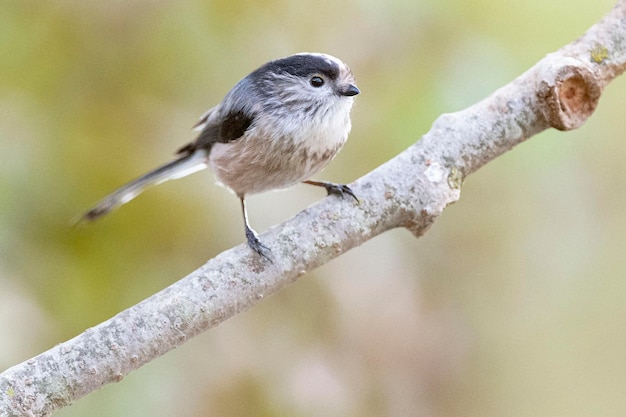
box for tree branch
[2,1,626,415]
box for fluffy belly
[209,135,344,196]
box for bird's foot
[304,180,359,203]
[245,226,272,262]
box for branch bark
[2,2,626,415]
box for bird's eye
[310,76,325,88]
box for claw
[303,180,360,204]
[245,226,272,262]
[240,196,272,262]
[325,183,359,203]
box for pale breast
[208,106,351,196]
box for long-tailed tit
[82,53,360,260]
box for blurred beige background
[1,0,625,416]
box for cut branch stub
[537,59,602,131]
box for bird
[82,52,360,261]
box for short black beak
[339,84,360,97]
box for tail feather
[82,150,208,221]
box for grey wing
[178,109,254,156]
[213,76,261,143]
[177,106,220,155]
[193,105,218,130]
[179,77,258,155]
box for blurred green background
[1,0,625,416]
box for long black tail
[82,150,208,221]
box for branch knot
[537,59,602,131]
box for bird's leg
[303,180,359,203]
[240,196,272,262]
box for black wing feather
[219,110,253,143]
[177,109,254,155]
